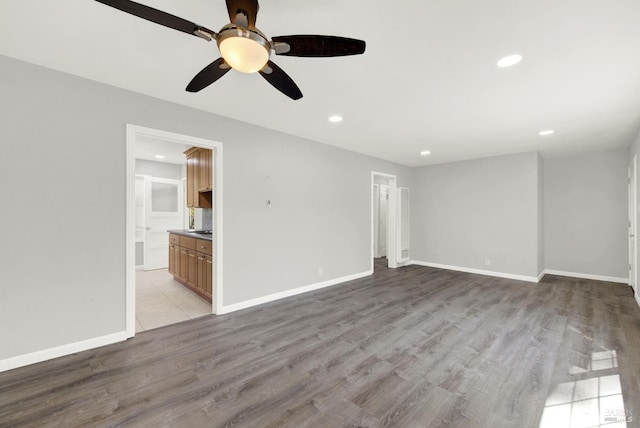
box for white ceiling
[2,0,640,166]
[135,135,191,165]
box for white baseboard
[409,260,540,283]
[635,292,640,308]
[544,269,629,284]
[0,331,128,373]
[219,270,373,314]
[537,270,546,282]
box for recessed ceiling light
[155,154,166,159]
[497,54,523,68]
[329,115,343,123]
[538,130,555,136]
[420,150,431,156]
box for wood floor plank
[1,259,640,427]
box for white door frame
[629,155,637,290]
[126,124,224,338]
[371,171,398,270]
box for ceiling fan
[94,0,366,100]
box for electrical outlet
[485,258,491,266]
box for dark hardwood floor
[2,259,639,427]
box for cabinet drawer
[196,239,212,256]
[169,234,180,245]
[179,236,196,250]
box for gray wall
[0,55,411,360]
[544,149,628,278]
[135,159,183,180]
[411,152,542,278]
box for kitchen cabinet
[179,247,189,281]
[168,234,180,277]
[184,147,213,208]
[168,233,213,302]
[198,148,213,192]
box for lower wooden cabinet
[196,254,207,294]
[172,245,181,277]
[205,256,213,295]
[168,233,213,302]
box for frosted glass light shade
[219,36,269,73]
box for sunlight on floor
[539,351,631,428]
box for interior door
[144,177,184,271]
[373,184,380,258]
[629,157,637,290]
[379,185,389,257]
[134,175,146,268]
[396,187,410,263]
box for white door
[373,184,380,257]
[396,187,410,262]
[379,185,389,257]
[144,177,184,271]
[134,175,146,268]
[629,157,637,290]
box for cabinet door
[186,154,195,207]
[168,244,175,275]
[197,254,206,292]
[173,245,182,277]
[205,255,213,297]
[198,149,211,192]
[187,250,197,287]
[180,248,189,280]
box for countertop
[167,230,213,241]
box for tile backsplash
[201,208,213,231]
[194,208,213,231]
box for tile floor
[135,268,211,332]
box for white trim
[126,129,136,338]
[537,270,546,282]
[126,125,225,340]
[635,292,640,308]
[409,260,539,282]
[219,270,372,314]
[544,269,629,284]
[0,331,128,373]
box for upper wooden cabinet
[184,147,213,208]
[198,149,212,192]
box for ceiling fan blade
[259,61,303,100]
[225,0,259,29]
[186,58,231,92]
[271,35,366,57]
[95,0,216,40]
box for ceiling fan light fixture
[218,27,270,73]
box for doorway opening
[371,171,410,273]
[371,172,397,271]
[126,125,223,338]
